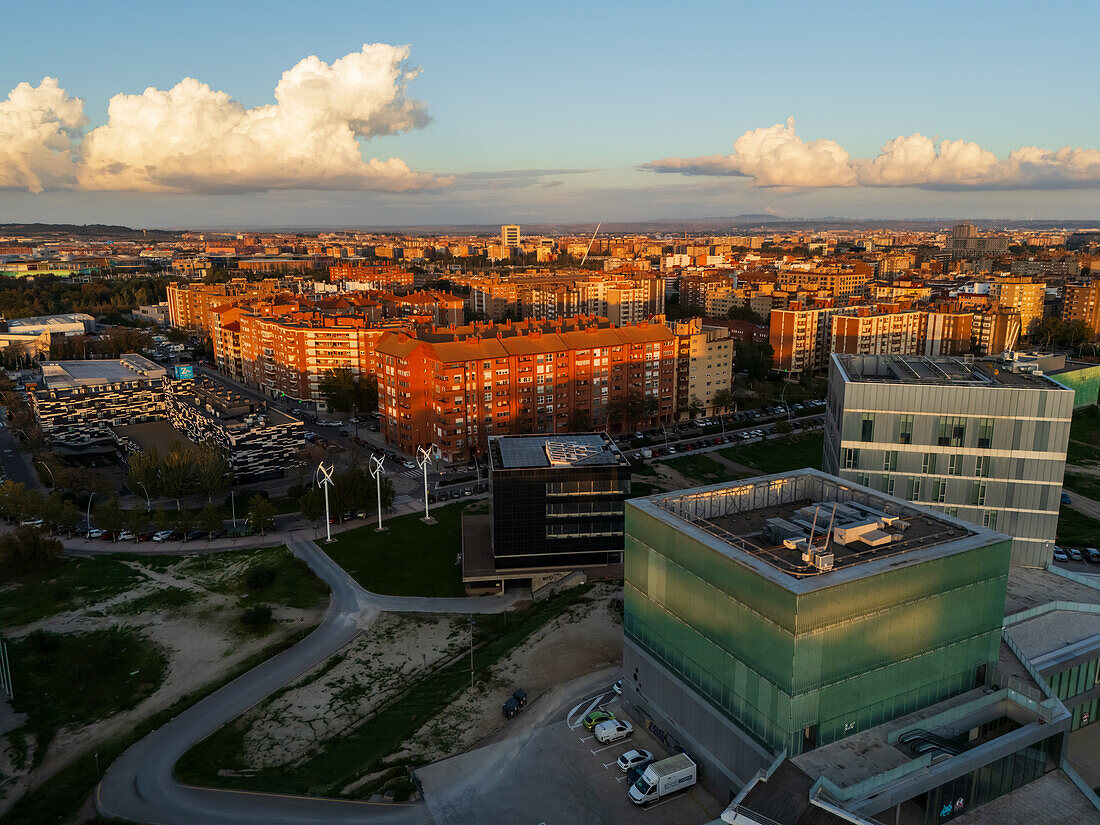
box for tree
[0,527,62,574]
[736,341,774,387]
[94,498,125,539]
[127,447,162,502]
[712,389,735,415]
[193,443,231,503]
[727,305,765,325]
[198,504,223,537]
[176,508,194,536]
[126,507,151,537]
[687,396,705,420]
[318,368,358,419]
[247,494,276,536]
[160,442,195,510]
[153,506,172,532]
[299,488,324,527]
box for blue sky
[1,0,1098,227]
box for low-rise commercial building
[462,432,629,591]
[30,354,168,446]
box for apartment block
[670,319,734,417]
[770,300,844,374]
[823,353,1073,567]
[374,317,676,462]
[989,277,1045,336]
[328,264,414,291]
[775,266,873,297]
[166,279,291,335]
[831,307,925,357]
[1063,279,1100,339]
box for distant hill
[0,223,182,241]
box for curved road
[96,537,521,825]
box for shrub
[241,605,273,626]
[245,566,277,591]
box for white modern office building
[823,353,1074,568]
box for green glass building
[623,469,1011,797]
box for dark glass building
[484,432,630,575]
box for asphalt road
[95,537,520,825]
[0,419,38,488]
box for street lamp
[416,444,438,524]
[86,491,96,533]
[135,481,151,512]
[36,461,54,487]
[315,462,335,543]
[369,454,387,532]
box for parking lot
[416,682,721,825]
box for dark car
[137,531,155,542]
[208,528,226,540]
[1061,492,1072,505]
[502,688,528,719]
[185,528,205,541]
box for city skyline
[1,0,1099,226]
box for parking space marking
[579,735,594,743]
[590,743,620,755]
[616,775,630,783]
[567,694,606,729]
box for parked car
[117,530,136,541]
[1061,491,1072,505]
[617,748,654,772]
[186,528,205,541]
[593,719,633,744]
[209,528,226,540]
[152,529,174,542]
[1068,548,1083,561]
[582,709,615,730]
[1053,548,1069,562]
[1085,548,1100,563]
[613,678,622,695]
[501,688,527,719]
[86,528,106,539]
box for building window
[933,479,947,503]
[843,448,859,470]
[948,454,962,476]
[883,475,895,496]
[937,416,966,447]
[982,509,998,529]
[922,453,937,474]
[860,413,875,442]
[856,472,870,487]
[971,481,987,506]
[906,476,922,501]
[977,417,994,449]
[883,450,898,472]
[976,456,991,478]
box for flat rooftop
[489,432,627,471]
[8,312,94,328]
[636,470,997,593]
[950,769,1100,825]
[834,353,1071,391]
[113,420,197,456]
[38,353,166,389]
[1004,567,1100,616]
[1007,610,1100,668]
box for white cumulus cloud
[642,118,1100,190]
[0,77,86,193]
[0,44,452,194]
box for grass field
[661,453,743,485]
[1067,408,1100,465]
[0,630,311,825]
[8,628,168,764]
[198,545,330,609]
[112,586,199,615]
[719,431,824,475]
[0,557,144,627]
[176,586,594,797]
[325,504,466,597]
[1056,506,1100,548]
[1063,473,1100,501]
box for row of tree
[0,478,279,541]
[316,368,378,422]
[126,443,232,509]
[298,464,394,524]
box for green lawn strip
[8,628,168,771]
[660,453,744,485]
[188,545,330,609]
[112,586,199,615]
[1070,407,1100,444]
[0,629,315,825]
[629,481,661,498]
[1067,439,1100,465]
[0,557,144,627]
[1063,473,1100,502]
[1056,506,1100,548]
[325,504,466,597]
[718,431,824,475]
[176,586,594,797]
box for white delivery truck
[640,448,653,459]
[627,753,697,805]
